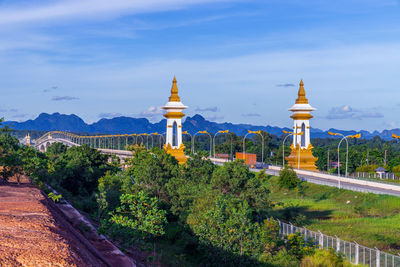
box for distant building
[236,152,257,166]
[375,167,388,179]
[215,153,230,160]
[330,161,342,168]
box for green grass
[265,175,400,254]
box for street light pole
[182,131,193,153]
[282,132,293,167]
[193,131,212,157]
[329,132,361,188]
[282,130,303,168]
[213,130,229,158]
[243,130,264,163]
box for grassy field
[265,175,400,254]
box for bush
[47,192,62,203]
[109,192,168,241]
[278,166,300,190]
[300,248,353,267]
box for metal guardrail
[277,219,400,266]
[269,164,400,187]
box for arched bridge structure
[33,131,166,160]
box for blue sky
[1,0,400,131]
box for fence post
[335,236,340,252]
[375,247,380,267]
[304,228,308,243]
[354,242,359,265]
[290,223,294,234]
[277,219,282,236]
[318,230,324,248]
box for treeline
[1,120,356,266]
[199,131,400,175]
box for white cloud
[52,96,79,101]
[326,105,384,120]
[139,106,163,121]
[98,112,123,119]
[0,0,231,26]
[195,106,218,112]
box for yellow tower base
[164,143,187,164]
[286,144,318,171]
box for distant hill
[4,112,400,140]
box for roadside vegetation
[267,174,400,254]
[1,119,394,266]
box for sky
[1,0,400,131]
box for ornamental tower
[285,80,318,170]
[26,133,31,147]
[162,76,188,164]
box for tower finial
[169,76,181,102]
[295,79,308,104]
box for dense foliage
[0,124,362,266]
[94,147,345,266]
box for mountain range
[3,112,399,140]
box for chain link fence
[277,219,400,266]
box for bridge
[29,130,400,198]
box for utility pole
[327,150,330,171]
[384,150,387,166]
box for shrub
[109,192,168,241]
[300,248,353,267]
[47,192,62,203]
[278,166,300,189]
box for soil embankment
[0,181,106,267]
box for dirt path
[0,182,106,267]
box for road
[210,159,400,197]
[251,167,400,197]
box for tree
[187,194,282,265]
[187,195,257,264]
[50,145,112,196]
[125,146,179,201]
[109,191,167,240]
[19,146,49,184]
[97,171,128,219]
[211,160,254,195]
[278,166,300,190]
[0,127,21,182]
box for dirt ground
[0,178,106,267]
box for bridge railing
[268,164,400,188]
[33,131,164,151]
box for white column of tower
[162,76,188,149]
[289,80,316,149]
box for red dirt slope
[0,183,106,267]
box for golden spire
[295,79,309,104]
[169,76,181,102]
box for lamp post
[182,131,193,153]
[151,132,162,149]
[282,130,303,168]
[282,131,293,167]
[193,130,212,157]
[136,134,144,147]
[213,130,229,158]
[229,132,234,161]
[242,130,264,163]
[328,132,361,187]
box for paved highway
[251,167,400,197]
[211,159,400,197]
